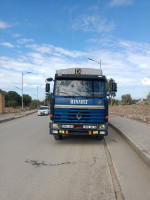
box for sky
[0,0,150,100]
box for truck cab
[46,68,117,140]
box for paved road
[106,127,150,200]
[1,114,150,200]
[0,114,116,200]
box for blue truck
[46,68,117,140]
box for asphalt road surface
[1,113,150,200]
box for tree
[146,92,150,101]
[30,100,37,109]
[5,91,21,107]
[0,89,7,96]
[7,100,18,107]
[108,98,120,106]
[121,94,132,105]
[23,94,32,106]
[45,92,53,106]
[107,78,117,106]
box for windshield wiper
[81,90,96,97]
[55,91,72,97]
[55,91,88,97]
[56,91,85,97]
[55,90,99,98]
[70,91,84,97]
[66,90,95,98]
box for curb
[25,111,37,116]
[109,122,150,168]
[0,111,37,123]
[0,117,15,123]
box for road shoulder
[109,116,150,168]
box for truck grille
[54,108,105,123]
[68,110,90,121]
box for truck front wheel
[54,135,62,140]
[96,135,104,140]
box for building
[0,93,5,114]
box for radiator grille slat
[54,108,105,123]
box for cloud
[73,15,115,33]
[86,38,150,89]
[0,38,150,99]
[109,0,134,6]
[26,44,85,58]
[1,39,149,87]
[26,44,53,54]
[141,77,150,86]
[12,33,21,38]
[119,40,150,53]
[28,75,43,81]
[0,56,35,72]
[0,20,11,29]
[0,42,14,48]
[17,38,34,44]
[118,40,150,75]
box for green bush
[23,94,32,106]
[30,100,37,109]
[144,101,150,105]
[7,100,18,107]
[121,94,132,105]
[108,98,120,106]
[5,91,21,107]
[146,92,150,101]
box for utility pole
[37,85,44,109]
[21,71,32,112]
[37,86,38,109]
[88,58,102,72]
[22,72,23,112]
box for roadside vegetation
[109,92,150,124]
[108,92,150,106]
[107,79,150,106]
[0,88,50,110]
[106,79,150,124]
[1,86,150,123]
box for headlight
[99,124,105,129]
[53,124,59,128]
[100,131,106,135]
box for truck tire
[54,135,62,140]
[96,135,104,140]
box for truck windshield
[54,80,105,97]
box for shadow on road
[51,135,105,146]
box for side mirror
[46,83,50,92]
[47,78,53,82]
[112,82,117,92]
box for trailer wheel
[96,135,104,140]
[54,135,62,140]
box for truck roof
[56,68,102,76]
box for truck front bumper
[49,122,108,136]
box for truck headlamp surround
[53,123,59,128]
[99,124,105,129]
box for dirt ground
[109,104,150,124]
[5,107,31,113]
[3,105,150,124]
